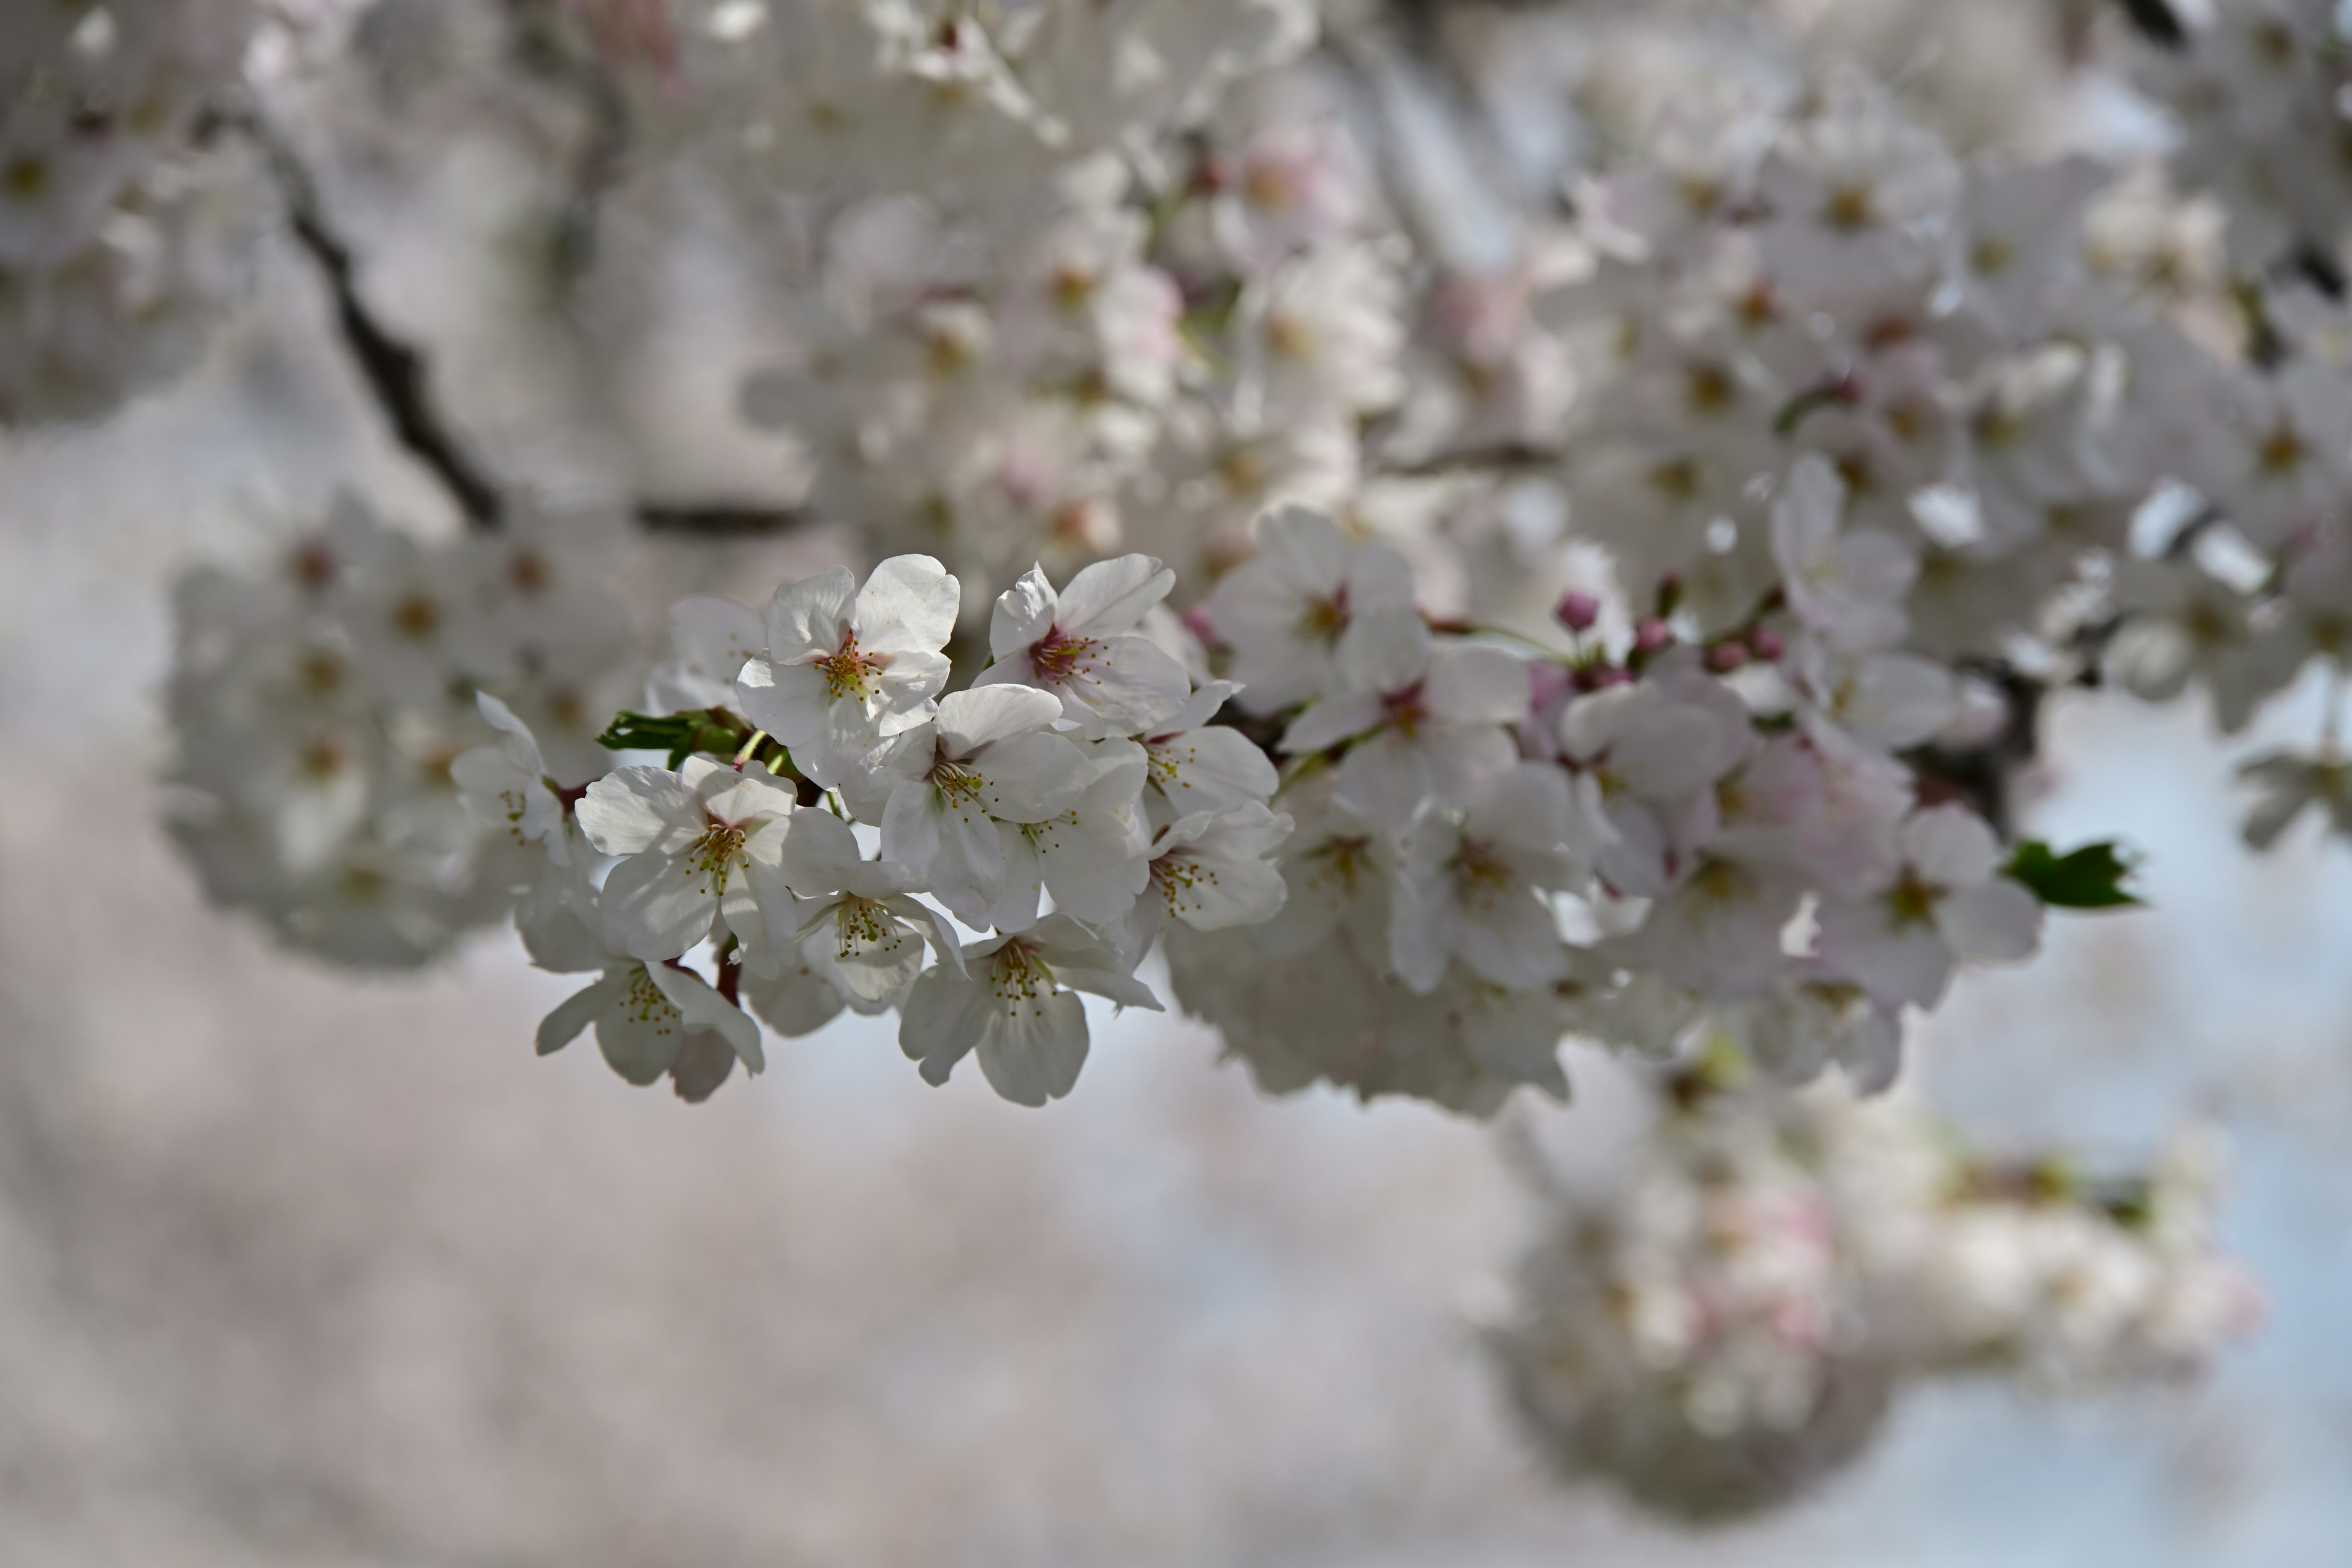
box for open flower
[1280,606,1527,829]
[450,692,569,865]
[576,757,797,960]
[1118,799,1293,964]
[975,554,1191,737]
[734,555,960,785]
[899,914,1163,1106]
[646,594,766,715]
[989,738,1153,932]
[873,684,1090,925]
[1390,764,1581,995]
[769,807,964,1010]
[535,960,766,1098]
[1815,804,2042,1011]
[1136,678,1280,827]
[1205,505,1418,715]
[1772,454,1917,654]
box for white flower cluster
[167,499,637,967]
[674,0,1428,604]
[1490,1064,2260,1523]
[0,0,257,425]
[470,549,1287,1105]
[1167,497,2045,1115]
[2132,0,2352,269]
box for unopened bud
[1747,624,1784,662]
[1706,640,1749,673]
[1634,618,1673,654]
[1555,590,1601,631]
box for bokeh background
[7,1,2352,1561]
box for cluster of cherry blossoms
[449,548,1286,1104]
[87,0,2351,1527]
[1,0,258,426]
[1490,1060,2260,1522]
[1170,487,2052,1114]
[167,499,638,966]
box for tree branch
[260,129,509,532]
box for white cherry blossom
[576,758,798,962]
[770,807,965,1011]
[734,555,961,785]
[1815,805,2043,1012]
[872,684,1090,925]
[536,960,766,1095]
[1390,764,1583,995]
[1279,606,1528,829]
[974,554,1191,737]
[899,914,1163,1106]
[1205,505,1418,715]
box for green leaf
[2005,840,2143,910]
[595,708,750,768]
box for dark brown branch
[260,130,508,532]
[633,502,812,537]
[1378,440,1564,480]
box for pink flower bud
[1706,641,1749,673]
[1555,590,1601,631]
[1747,624,1784,662]
[1634,619,1672,653]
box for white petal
[735,656,835,750]
[899,965,987,1084]
[854,554,960,659]
[535,976,611,1057]
[1902,804,2001,888]
[1148,724,1278,815]
[989,564,1059,657]
[1424,646,1530,726]
[1280,691,1383,755]
[601,852,719,960]
[1338,607,1432,694]
[576,767,700,856]
[778,806,865,895]
[936,684,1064,755]
[764,566,858,660]
[1937,878,2043,963]
[977,990,1091,1106]
[647,960,767,1073]
[1054,553,1175,638]
[973,731,1090,822]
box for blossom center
[818,631,888,699]
[1297,591,1348,643]
[1029,630,1098,684]
[690,820,748,892]
[834,895,905,959]
[930,758,986,807]
[988,941,1054,1008]
[1380,682,1430,738]
[1452,839,1514,897]
[1885,871,1942,927]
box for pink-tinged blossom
[1815,805,2042,1011]
[576,757,797,962]
[974,554,1191,737]
[735,556,961,786]
[872,684,1090,927]
[1205,505,1418,715]
[899,914,1163,1106]
[1280,606,1527,829]
[1390,764,1584,995]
